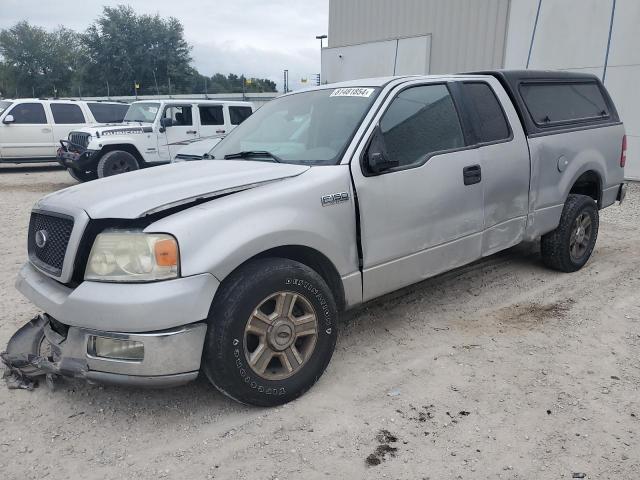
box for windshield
[0,101,12,116]
[211,87,380,165]
[123,102,160,123]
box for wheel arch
[568,169,602,208]
[222,245,347,312]
[98,143,146,166]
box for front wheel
[97,150,139,178]
[202,258,338,406]
[541,194,599,272]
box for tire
[96,150,139,178]
[202,258,338,407]
[541,194,599,272]
[67,168,97,182]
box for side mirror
[366,126,398,174]
[160,117,173,128]
[2,114,15,124]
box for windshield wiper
[223,150,282,163]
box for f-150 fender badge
[321,192,350,206]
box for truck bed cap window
[520,82,609,126]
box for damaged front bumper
[2,314,207,389]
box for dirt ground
[0,164,638,480]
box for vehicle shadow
[0,163,63,173]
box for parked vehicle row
[4,71,627,407]
[0,99,128,163]
[57,100,254,181]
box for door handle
[463,165,482,185]
[186,130,197,134]
[42,128,52,133]
[216,129,226,134]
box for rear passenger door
[50,102,86,150]
[198,104,226,139]
[458,81,530,256]
[352,82,485,301]
[1,102,53,159]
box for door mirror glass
[366,126,398,174]
[2,114,15,124]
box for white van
[0,99,129,163]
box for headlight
[85,230,179,282]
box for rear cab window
[87,103,129,123]
[51,103,85,124]
[461,82,511,143]
[520,81,609,126]
[8,103,47,124]
[229,106,253,125]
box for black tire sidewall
[97,150,139,178]
[67,168,97,182]
[203,258,338,406]
[565,198,598,268]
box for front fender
[146,165,360,282]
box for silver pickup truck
[4,71,626,406]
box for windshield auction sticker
[330,87,375,98]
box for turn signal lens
[621,135,627,168]
[154,238,178,267]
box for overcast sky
[0,0,329,91]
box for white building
[323,0,640,179]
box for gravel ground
[0,166,639,479]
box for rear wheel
[541,194,599,272]
[97,150,139,178]
[67,168,97,182]
[202,258,338,406]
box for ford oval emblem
[35,229,48,249]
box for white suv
[57,99,254,181]
[0,99,128,163]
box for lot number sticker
[330,87,375,98]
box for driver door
[161,105,198,159]
[350,82,485,301]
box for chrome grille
[68,132,91,150]
[28,212,74,276]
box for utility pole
[106,80,110,98]
[168,77,172,97]
[315,34,327,84]
[204,76,208,98]
[152,69,160,96]
[283,69,289,93]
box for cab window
[229,106,253,125]
[163,106,193,126]
[51,103,86,124]
[379,84,464,169]
[9,103,47,124]
[199,105,224,125]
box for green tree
[0,21,82,97]
[82,5,193,96]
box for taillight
[620,135,627,167]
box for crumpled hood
[37,160,309,219]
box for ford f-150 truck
[3,71,627,406]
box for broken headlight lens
[85,230,179,282]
